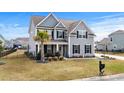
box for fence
[0,49,17,58]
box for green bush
[0,45,4,52]
[45,52,54,57]
[53,56,58,61]
[55,52,61,58]
[36,52,41,60]
[48,57,52,61]
[59,56,64,61]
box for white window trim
[57,30,64,39]
[85,44,91,54]
[73,45,80,54]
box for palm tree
[34,30,49,62]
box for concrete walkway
[75,73,124,81]
[95,53,124,60]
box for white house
[96,30,124,52]
[108,30,124,51]
[95,38,112,51]
[28,13,95,58]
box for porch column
[54,29,57,40]
[56,44,59,52]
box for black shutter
[85,45,86,53]
[73,45,74,54]
[79,45,80,54]
[36,44,38,55]
[44,45,47,54]
[77,31,79,38]
[57,31,58,38]
[86,32,88,38]
[63,31,64,38]
[52,30,54,39]
[51,45,53,54]
[90,45,91,53]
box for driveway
[95,53,124,60]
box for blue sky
[0,12,124,41]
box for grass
[96,51,124,56]
[0,50,124,80]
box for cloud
[89,14,124,41]
[14,24,20,27]
[0,23,28,40]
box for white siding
[109,33,124,51]
[29,21,37,55]
[38,15,58,27]
[68,22,94,57]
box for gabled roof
[109,30,124,36]
[31,16,45,26]
[97,38,111,45]
[30,13,95,35]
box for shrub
[53,56,58,61]
[55,52,61,58]
[24,51,28,56]
[79,56,83,58]
[28,52,34,58]
[36,52,41,60]
[59,56,64,61]
[45,52,54,57]
[48,57,52,61]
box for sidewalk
[75,73,124,81]
[95,53,124,60]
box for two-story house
[28,13,95,58]
[108,30,124,51]
[96,30,124,52]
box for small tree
[34,30,49,62]
[0,40,3,52]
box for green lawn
[0,50,124,80]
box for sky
[0,12,124,41]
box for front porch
[36,41,68,57]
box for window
[77,30,83,38]
[85,44,91,53]
[47,45,52,53]
[57,30,64,38]
[73,45,80,54]
[77,30,87,38]
[110,37,112,41]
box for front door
[63,45,68,57]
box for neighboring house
[96,30,124,52]
[108,30,124,51]
[4,39,17,49]
[5,37,29,49]
[95,38,112,51]
[15,38,29,48]
[28,13,95,58]
[0,34,5,47]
